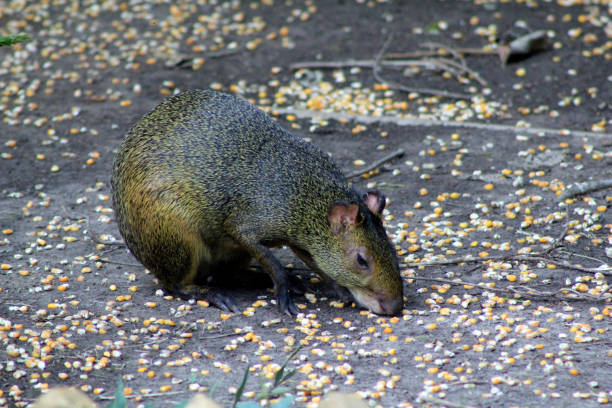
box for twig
[404,255,504,267]
[292,38,484,97]
[269,108,612,139]
[418,58,465,80]
[345,148,405,179]
[200,332,244,340]
[559,179,612,200]
[420,41,487,86]
[427,56,487,86]
[290,54,487,72]
[97,390,186,400]
[94,258,142,268]
[88,232,125,246]
[447,380,488,386]
[411,276,538,299]
[405,253,611,276]
[372,33,472,100]
[291,58,458,70]
[422,42,467,67]
[544,222,572,255]
[385,47,497,60]
[172,49,241,68]
[418,394,477,408]
[558,250,610,266]
[410,276,609,301]
[84,216,125,246]
[523,256,612,276]
[206,49,241,58]
[97,246,125,257]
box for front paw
[169,285,239,313]
[277,287,299,316]
[206,290,240,313]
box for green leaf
[273,368,284,387]
[172,401,190,408]
[255,389,269,400]
[209,379,220,398]
[270,395,295,408]
[0,34,30,47]
[268,386,292,397]
[280,368,297,383]
[233,364,251,408]
[424,22,440,34]
[236,402,262,408]
[106,380,127,408]
[274,345,303,387]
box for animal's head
[316,191,404,315]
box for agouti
[111,90,403,315]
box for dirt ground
[1,1,611,407]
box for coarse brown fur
[111,90,403,315]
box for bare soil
[0,1,611,407]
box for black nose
[379,296,403,315]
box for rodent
[111,90,403,315]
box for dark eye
[356,253,369,270]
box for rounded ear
[328,201,360,235]
[364,191,386,216]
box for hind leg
[154,232,240,312]
[185,246,251,312]
[122,202,239,312]
[169,284,239,313]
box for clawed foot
[205,290,240,313]
[167,286,240,313]
[277,286,300,316]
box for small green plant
[106,380,127,408]
[234,345,303,408]
[0,34,30,47]
[106,380,188,408]
[99,346,302,408]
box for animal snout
[378,296,403,315]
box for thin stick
[558,179,612,200]
[84,216,125,246]
[385,47,497,60]
[200,332,244,340]
[544,222,572,255]
[418,394,477,408]
[291,42,487,89]
[404,253,612,276]
[270,108,612,139]
[372,34,472,100]
[291,58,459,70]
[95,258,142,268]
[290,53,492,71]
[345,148,405,179]
[88,232,125,246]
[422,42,467,67]
[206,49,241,58]
[97,390,186,400]
[404,254,505,267]
[558,250,610,266]
[523,256,611,276]
[410,276,608,301]
[428,56,487,86]
[405,253,611,276]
